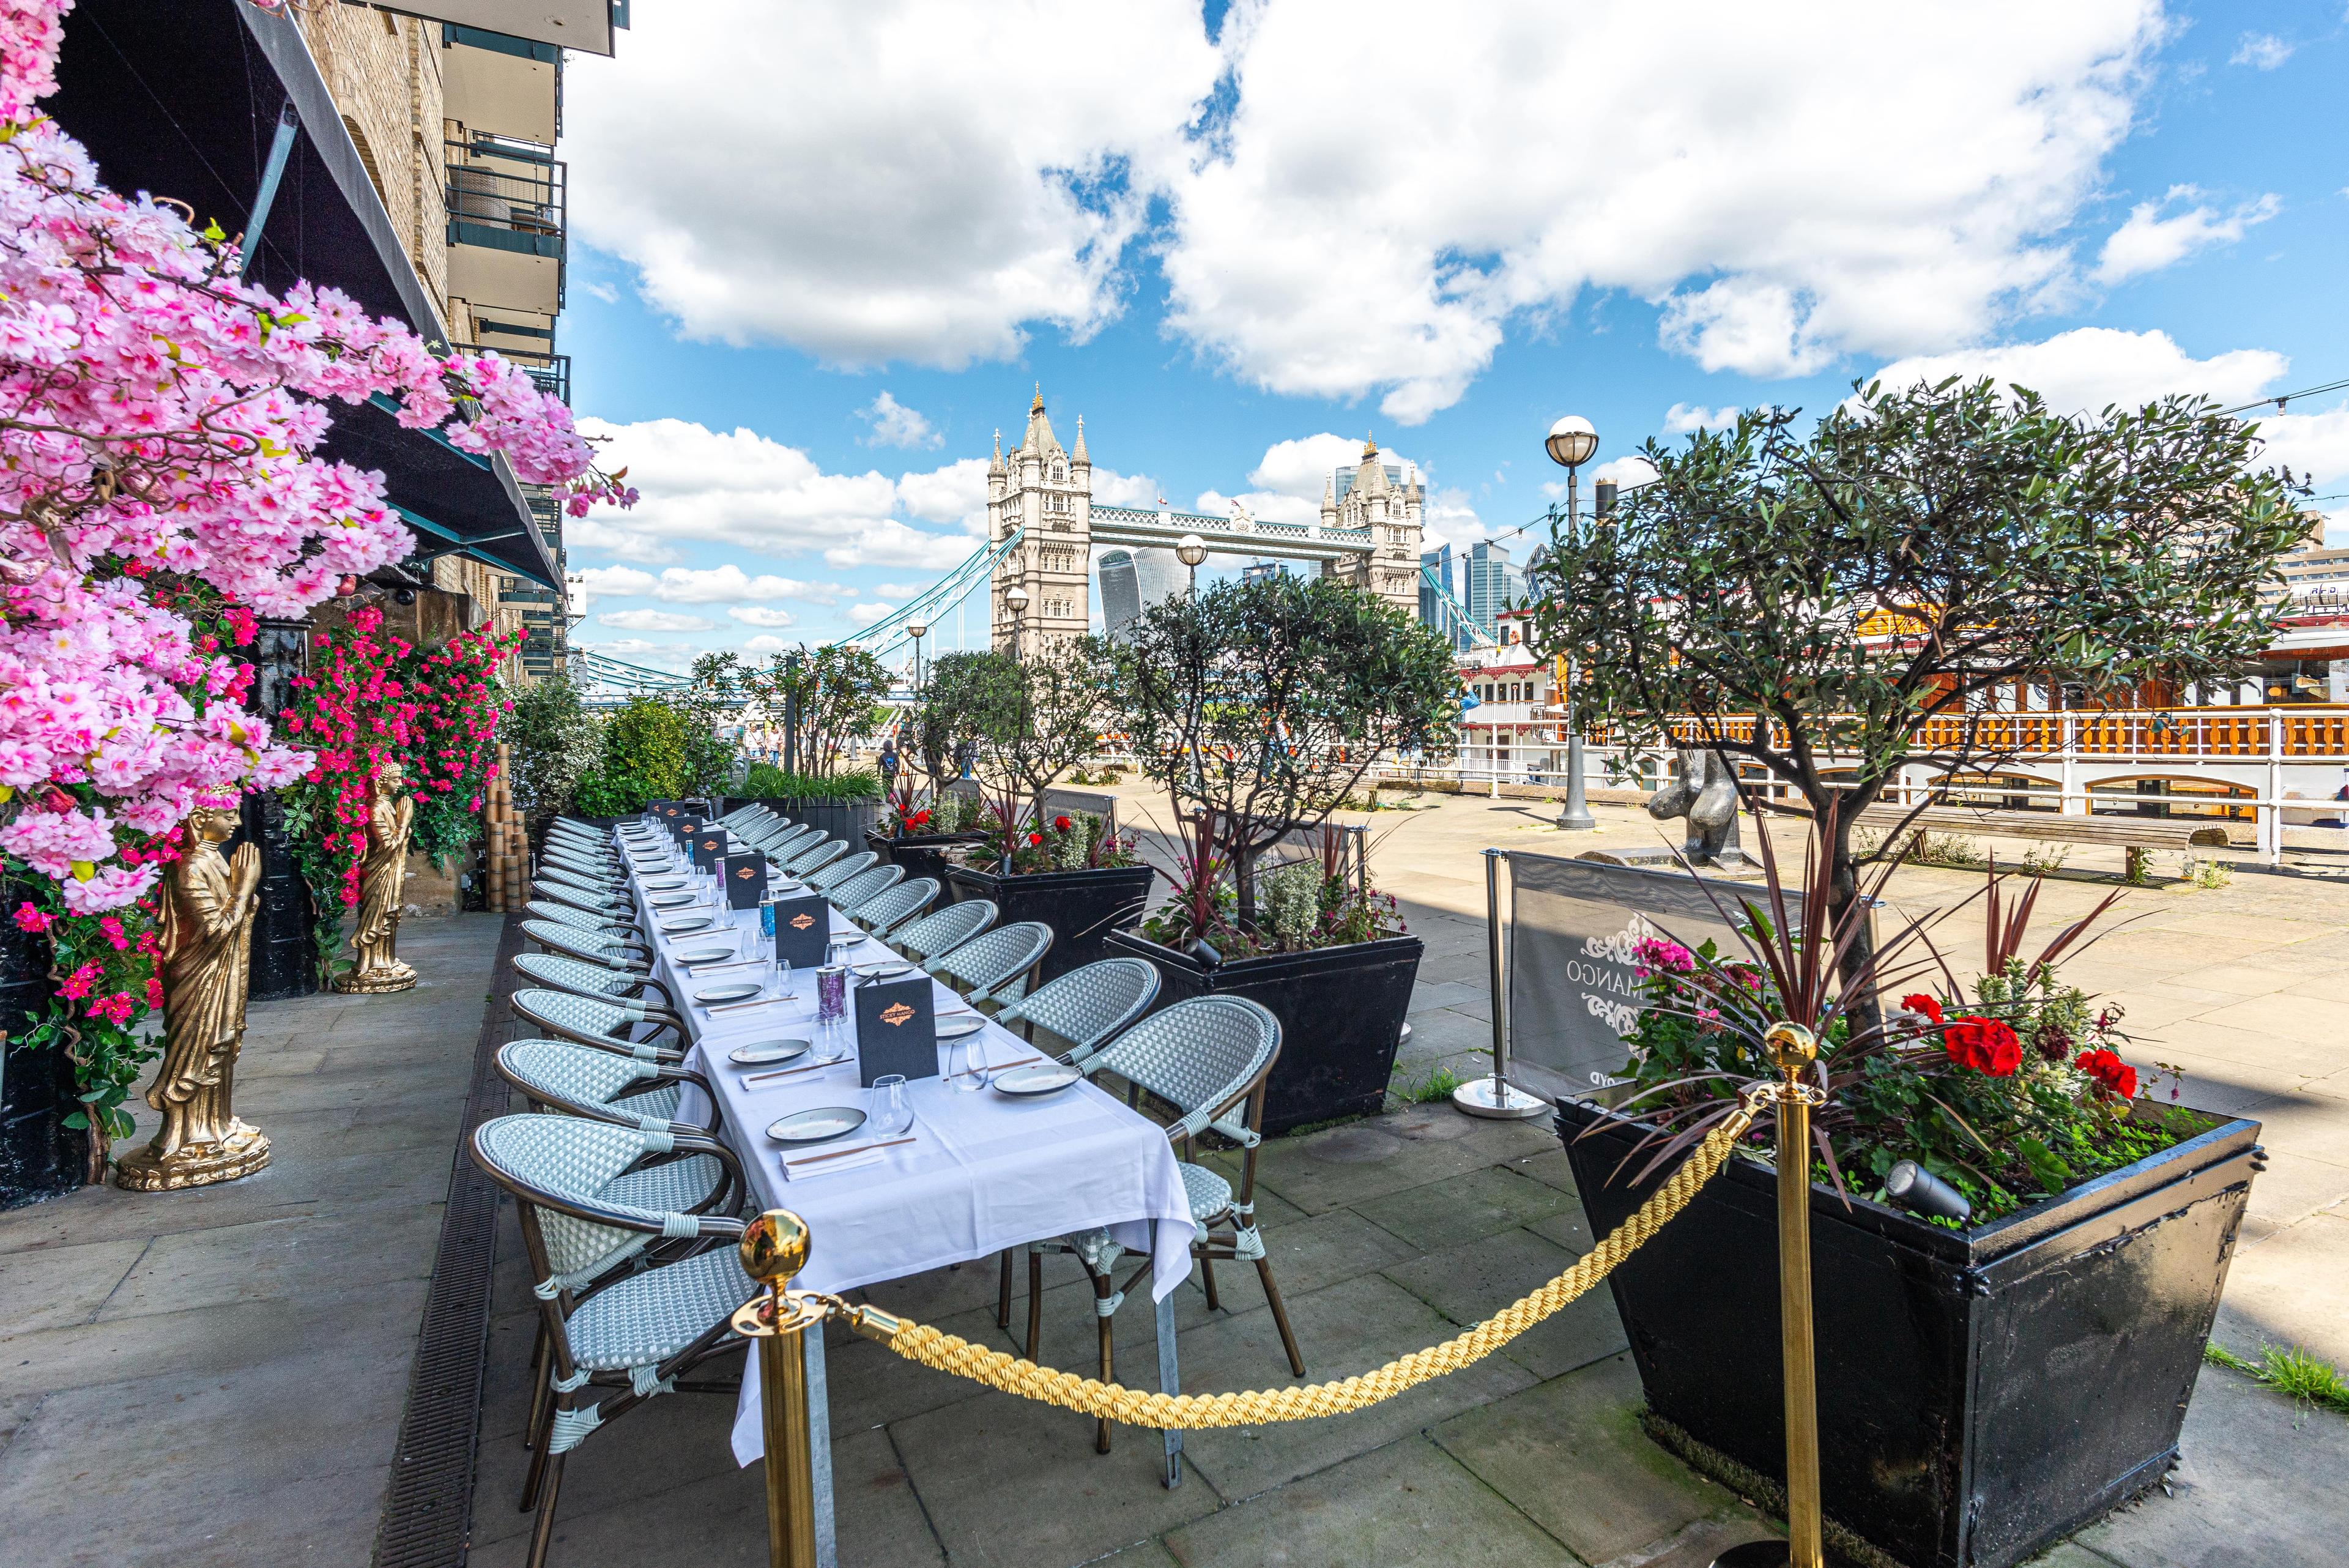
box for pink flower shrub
[0,0,635,911]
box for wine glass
[948,1029,991,1093]
[868,1074,913,1137]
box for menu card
[722,852,768,910]
[855,975,938,1086]
[770,893,831,970]
[690,828,730,870]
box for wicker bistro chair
[470,1115,757,1568]
[511,987,686,1063]
[804,848,878,894]
[496,1038,721,1140]
[521,920,654,972]
[711,803,770,834]
[891,899,996,965]
[549,824,619,851]
[1026,996,1301,1453]
[524,901,647,945]
[544,849,625,882]
[827,862,904,918]
[855,876,939,939]
[748,822,815,857]
[512,952,677,1014]
[780,836,847,878]
[930,921,1053,1009]
[532,882,636,923]
[537,864,627,899]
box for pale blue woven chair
[512,953,677,1014]
[829,863,903,920]
[470,1114,755,1568]
[780,836,847,877]
[749,822,814,857]
[495,1038,720,1139]
[524,901,646,944]
[856,876,938,938]
[804,849,878,894]
[891,899,996,965]
[931,920,1052,1009]
[711,803,770,834]
[536,865,625,899]
[532,882,634,922]
[1024,995,1299,1453]
[511,987,685,1060]
[549,825,618,852]
[520,920,653,972]
[544,849,624,881]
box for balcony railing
[445,135,566,308]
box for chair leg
[523,1354,554,1452]
[1256,1257,1307,1378]
[521,1406,553,1511]
[998,1250,1014,1329]
[1093,1266,1117,1455]
[525,1451,567,1568]
[1025,1250,1044,1361]
[1200,1254,1220,1312]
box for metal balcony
[445,135,566,313]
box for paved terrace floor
[1,800,2345,1566]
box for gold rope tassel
[847,1110,1753,1429]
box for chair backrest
[998,957,1160,1058]
[538,863,621,893]
[896,899,995,962]
[521,920,648,971]
[712,803,768,833]
[858,876,938,937]
[784,838,847,877]
[933,921,1053,1004]
[512,953,662,1007]
[511,987,679,1057]
[806,849,877,892]
[471,1113,688,1296]
[1083,996,1281,1139]
[497,1038,669,1126]
[532,883,628,919]
[543,850,620,880]
[752,822,814,856]
[829,863,903,915]
[525,900,634,937]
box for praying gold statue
[335,759,418,994]
[116,805,272,1191]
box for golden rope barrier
[798,1106,1754,1429]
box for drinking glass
[868,1074,913,1137]
[948,1030,991,1092]
[816,964,848,1025]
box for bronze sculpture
[116,805,272,1190]
[334,758,418,994]
[1647,746,1746,866]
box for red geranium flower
[1943,1015,2021,1077]
[1053,815,1074,832]
[2074,1047,2137,1100]
[1899,993,1944,1025]
[1026,832,1043,846]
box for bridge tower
[989,387,1092,654]
[1321,435,1425,616]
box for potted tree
[868,651,996,892]
[1104,574,1457,1132]
[943,641,1154,980]
[1534,381,2304,1568]
[719,644,889,842]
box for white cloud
[860,392,943,449]
[846,603,896,626]
[743,634,795,655]
[576,417,991,570]
[872,581,934,599]
[1593,455,1662,491]
[588,639,697,671]
[2258,406,2349,489]
[2094,185,2280,284]
[727,606,800,628]
[1163,1,2164,414]
[576,562,841,609]
[598,608,716,632]
[2230,32,2292,69]
[566,1,1219,367]
[1870,327,2287,416]
[580,278,620,305]
[1662,403,1741,434]
[1195,433,1443,532]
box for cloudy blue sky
[551,0,2349,670]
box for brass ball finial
[1764,1022,1817,1072]
[740,1209,811,1287]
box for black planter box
[1104,931,1422,1135]
[866,830,990,899]
[946,863,1156,984]
[724,796,880,847]
[1556,1096,2262,1568]
[0,877,83,1205]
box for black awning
[53,0,559,589]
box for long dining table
[610,820,1195,1564]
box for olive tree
[1113,574,1457,921]
[960,639,1113,855]
[1524,376,2311,986]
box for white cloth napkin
[779,1144,889,1181]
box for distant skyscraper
[1133,547,1183,608]
[1466,541,1523,640]
[1419,545,1459,646]
[1240,561,1288,585]
[1098,549,1142,639]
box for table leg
[1154,1222,1182,1489]
[805,1328,837,1567]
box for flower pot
[866,830,991,899]
[946,863,1157,984]
[0,880,85,1206]
[727,796,880,847]
[1104,930,1423,1135]
[1555,1095,2263,1568]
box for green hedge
[740,764,880,801]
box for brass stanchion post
[731,1211,825,1568]
[1713,1024,1839,1568]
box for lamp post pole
[782,649,801,778]
[1545,415,1600,833]
[1003,584,1029,660]
[1176,533,1208,598]
[907,622,927,696]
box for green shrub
[740,764,881,801]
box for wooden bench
[1852,802,2230,877]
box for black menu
[770,893,831,970]
[722,852,768,910]
[855,975,938,1086]
[690,829,729,869]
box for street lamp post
[907,620,928,695]
[1176,533,1208,597]
[1003,584,1029,658]
[782,648,801,778]
[1544,415,1600,833]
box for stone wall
[294,5,450,324]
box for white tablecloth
[614,825,1195,1466]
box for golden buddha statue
[116,805,271,1190]
[334,758,418,994]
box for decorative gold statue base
[331,759,418,994]
[114,1120,272,1191]
[332,960,417,995]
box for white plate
[767,1106,867,1145]
[644,876,688,891]
[648,893,695,908]
[730,1038,812,1066]
[659,916,714,934]
[992,1063,1082,1098]
[938,1016,985,1039]
[853,960,914,979]
[695,982,764,1006]
[676,945,735,964]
